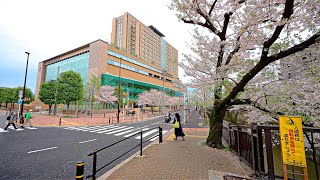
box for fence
[77,127,163,180]
[222,122,320,180]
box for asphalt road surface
[0,112,181,179]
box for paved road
[0,112,180,179]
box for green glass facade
[101,74,183,100]
[45,52,89,84]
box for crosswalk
[64,125,168,141]
[0,126,38,133]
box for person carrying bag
[172,113,185,141]
[4,112,18,130]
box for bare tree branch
[208,0,218,16]
[261,0,294,58]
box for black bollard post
[91,113,92,118]
[140,130,143,156]
[104,113,105,118]
[109,117,110,124]
[92,150,97,180]
[76,161,85,180]
[159,126,162,144]
[59,118,61,126]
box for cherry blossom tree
[170,0,320,148]
[138,89,168,113]
[95,85,117,104]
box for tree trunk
[48,105,52,115]
[206,106,228,148]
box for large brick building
[34,12,182,107]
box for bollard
[109,117,110,124]
[104,113,105,118]
[91,113,92,118]
[92,150,97,180]
[76,161,85,180]
[59,118,61,126]
[140,130,143,156]
[159,126,162,144]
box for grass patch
[63,116,72,118]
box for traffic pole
[76,161,85,180]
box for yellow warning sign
[279,116,307,167]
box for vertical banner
[279,116,307,167]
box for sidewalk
[0,109,169,127]
[99,110,253,180]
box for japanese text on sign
[279,116,306,167]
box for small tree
[139,89,168,114]
[38,81,58,115]
[57,71,84,110]
[85,75,101,112]
[95,85,117,104]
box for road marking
[136,129,158,139]
[78,139,97,144]
[97,126,128,133]
[105,127,134,134]
[149,130,168,141]
[0,128,9,133]
[8,127,24,131]
[71,126,102,131]
[124,128,150,137]
[27,147,58,154]
[25,127,38,130]
[114,129,135,136]
[88,125,116,132]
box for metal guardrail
[76,126,163,180]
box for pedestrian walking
[4,112,18,130]
[172,113,185,141]
[23,110,33,128]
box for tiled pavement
[99,110,252,180]
[101,129,250,180]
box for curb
[97,128,174,180]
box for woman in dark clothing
[173,113,185,141]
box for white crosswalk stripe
[8,127,24,131]
[63,125,168,141]
[97,126,128,134]
[135,129,158,139]
[0,126,38,133]
[88,125,117,132]
[0,128,9,133]
[124,128,150,137]
[105,127,134,134]
[114,129,135,136]
[149,130,168,141]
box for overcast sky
[0,0,194,92]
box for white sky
[0,0,194,91]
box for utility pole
[21,52,30,116]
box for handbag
[172,121,179,129]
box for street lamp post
[117,58,122,123]
[21,52,30,116]
[53,66,60,115]
[162,70,166,114]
